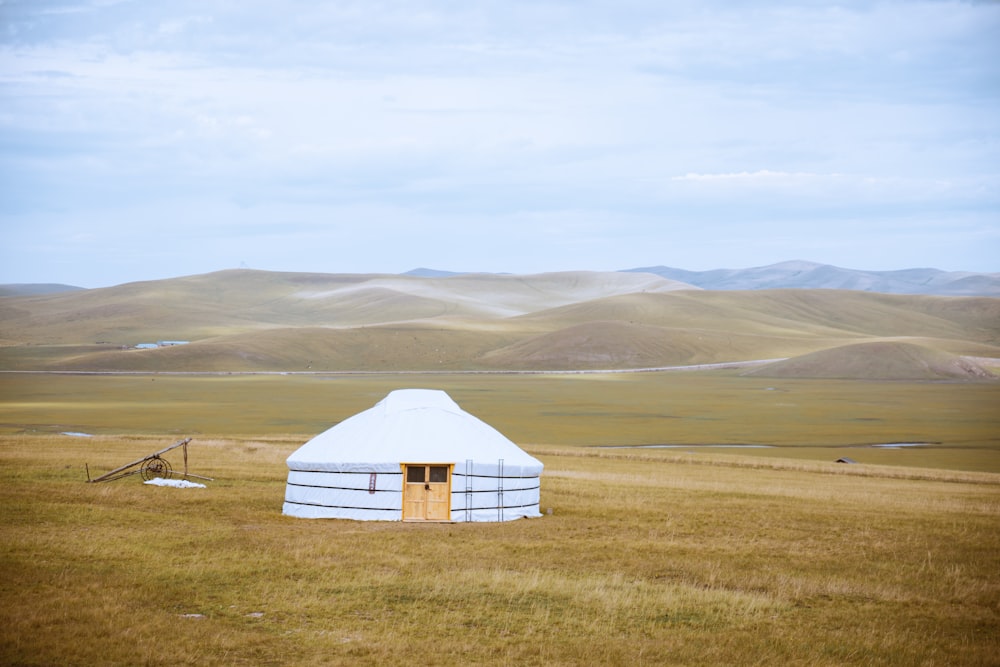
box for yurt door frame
[401,463,453,521]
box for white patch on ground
[61,432,93,437]
[144,477,206,488]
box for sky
[1,0,998,288]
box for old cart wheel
[140,456,172,481]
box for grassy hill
[744,341,997,381]
[1,269,998,376]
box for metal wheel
[140,456,172,481]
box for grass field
[2,370,998,471]
[1,371,999,665]
[1,434,998,665]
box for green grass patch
[2,370,998,471]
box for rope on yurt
[497,458,505,522]
[465,459,473,522]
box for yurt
[282,389,544,522]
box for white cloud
[672,170,826,183]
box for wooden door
[401,464,452,521]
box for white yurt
[282,389,544,522]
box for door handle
[425,483,430,490]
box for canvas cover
[283,389,543,521]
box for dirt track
[0,358,787,376]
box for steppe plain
[1,269,999,665]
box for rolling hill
[743,341,997,381]
[1,269,998,376]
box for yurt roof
[287,388,543,474]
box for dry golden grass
[1,433,998,666]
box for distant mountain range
[0,283,84,297]
[3,261,997,296]
[407,261,1000,296]
[622,260,1000,296]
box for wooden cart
[86,438,213,483]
